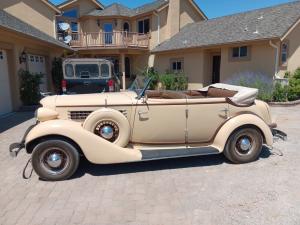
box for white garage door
[27,54,47,92]
[0,49,13,116]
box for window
[65,64,74,77]
[170,58,184,73]
[75,64,99,78]
[232,46,248,58]
[281,42,288,64]
[0,51,3,60]
[40,57,44,63]
[138,19,150,34]
[35,56,39,62]
[100,64,110,77]
[71,22,78,33]
[30,55,34,62]
[62,8,78,18]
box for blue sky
[51,0,296,18]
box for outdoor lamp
[19,51,27,64]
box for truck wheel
[224,127,263,164]
[83,108,130,147]
[31,139,80,181]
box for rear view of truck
[62,58,120,94]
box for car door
[131,98,187,144]
[187,98,229,143]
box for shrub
[225,72,273,102]
[19,70,42,105]
[272,82,288,102]
[142,67,159,90]
[287,77,300,101]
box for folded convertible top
[200,83,259,106]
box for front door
[132,98,187,144]
[212,55,221,84]
[103,23,113,44]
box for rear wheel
[224,127,263,164]
[31,139,80,181]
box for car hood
[40,91,138,109]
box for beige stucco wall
[153,50,206,89]
[0,29,64,110]
[180,0,205,29]
[280,21,300,75]
[220,41,276,82]
[0,0,57,37]
[60,0,98,17]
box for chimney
[167,0,180,37]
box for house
[152,1,300,89]
[0,4,72,116]
[56,0,206,85]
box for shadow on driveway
[0,112,34,133]
[71,146,271,179]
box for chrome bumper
[272,129,287,141]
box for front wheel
[224,127,263,164]
[31,139,80,181]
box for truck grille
[68,111,92,121]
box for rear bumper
[272,128,287,141]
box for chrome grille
[68,111,92,121]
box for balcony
[59,31,150,49]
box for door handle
[219,108,229,119]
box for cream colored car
[10,77,286,181]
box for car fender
[25,120,142,164]
[211,114,273,152]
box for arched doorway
[123,22,130,32]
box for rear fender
[212,114,273,152]
[25,120,142,164]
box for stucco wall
[180,0,205,29]
[0,29,64,110]
[220,42,276,82]
[153,50,206,89]
[0,0,56,37]
[281,21,300,74]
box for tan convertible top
[200,83,258,106]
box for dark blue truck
[62,58,120,94]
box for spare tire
[83,108,130,147]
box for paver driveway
[0,106,299,225]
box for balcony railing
[59,31,150,49]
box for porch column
[120,53,126,90]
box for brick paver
[0,108,299,225]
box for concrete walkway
[0,106,299,225]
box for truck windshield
[75,64,99,78]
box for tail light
[108,79,114,92]
[61,79,67,93]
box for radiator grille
[68,111,92,121]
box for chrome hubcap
[100,126,114,140]
[240,138,251,151]
[47,153,62,168]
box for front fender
[212,114,273,152]
[25,120,142,164]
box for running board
[140,147,220,161]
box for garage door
[27,54,47,92]
[0,49,13,116]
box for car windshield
[128,76,151,97]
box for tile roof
[0,9,73,50]
[87,0,168,17]
[152,0,300,53]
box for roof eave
[41,0,61,13]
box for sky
[51,0,296,18]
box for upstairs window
[170,58,184,73]
[71,22,78,33]
[232,46,248,58]
[62,8,78,18]
[138,19,150,34]
[281,42,288,64]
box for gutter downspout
[269,40,279,79]
[153,11,160,45]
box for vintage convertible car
[10,77,286,181]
